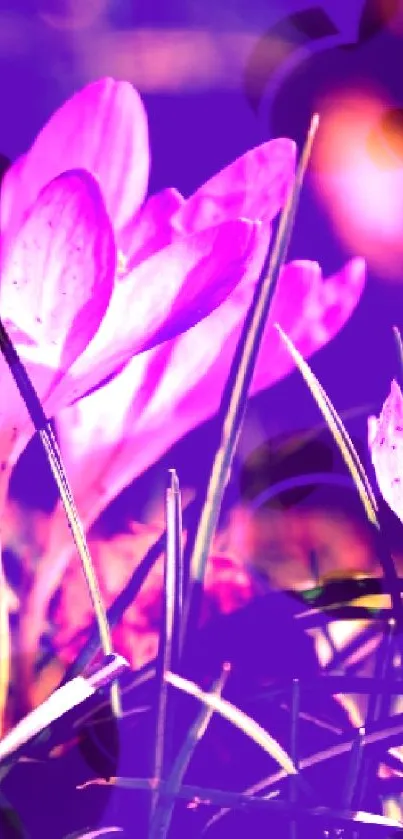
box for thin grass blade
[151,470,183,817]
[149,664,230,839]
[275,324,403,627]
[165,670,297,775]
[0,320,120,716]
[181,115,320,646]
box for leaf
[151,469,183,816]
[0,319,119,716]
[181,115,319,646]
[165,671,297,776]
[150,665,230,839]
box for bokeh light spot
[312,88,403,281]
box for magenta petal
[174,138,296,232]
[1,169,115,375]
[0,153,26,250]
[2,78,149,253]
[368,380,403,524]
[252,256,367,392]
[55,255,364,532]
[54,233,269,526]
[121,187,185,270]
[52,217,260,406]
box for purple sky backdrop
[2,0,403,517]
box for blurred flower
[368,379,403,521]
[312,88,403,279]
[51,515,257,672]
[83,28,285,93]
[226,502,376,591]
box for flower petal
[174,138,296,231]
[368,379,403,523]
[1,169,115,377]
[48,217,261,408]
[53,257,364,546]
[1,78,149,255]
[252,256,367,392]
[0,153,26,237]
[121,187,185,270]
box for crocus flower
[368,379,403,522]
[24,254,366,680]
[0,168,117,732]
[1,77,294,720]
[17,83,298,665]
[55,257,365,535]
[1,79,273,423]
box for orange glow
[313,88,403,280]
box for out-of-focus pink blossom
[51,523,257,672]
[368,380,403,522]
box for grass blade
[149,664,230,839]
[151,470,183,817]
[275,324,403,627]
[181,114,320,647]
[0,655,128,764]
[165,670,297,776]
[0,320,120,716]
[89,776,403,832]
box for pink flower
[368,380,403,522]
[1,78,275,443]
[13,78,298,675]
[0,168,116,457]
[27,255,365,673]
[54,256,365,533]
